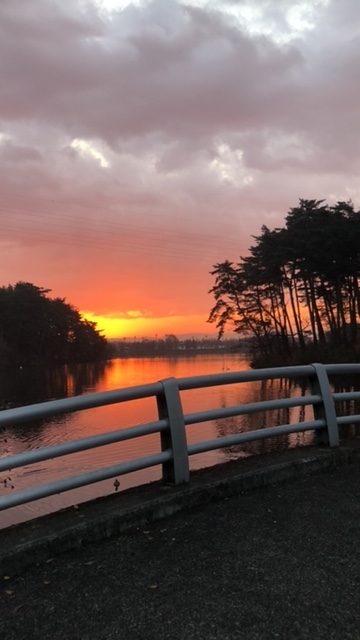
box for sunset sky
[1,0,359,339]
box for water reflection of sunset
[95,354,250,393]
[2,354,323,529]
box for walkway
[1,454,360,639]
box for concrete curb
[1,443,360,577]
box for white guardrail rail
[1,362,360,513]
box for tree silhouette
[0,282,107,365]
[208,199,360,364]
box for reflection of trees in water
[331,375,360,442]
[0,414,70,453]
[0,361,110,408]
[214,377,315,459]
[0,361,111,443]
[61,361,112,397]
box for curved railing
[1,362,360,514]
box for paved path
[1,462,360,639]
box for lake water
[0,353,314,528]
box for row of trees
[0,282,108,365]
[208,199,360,364]
[111,336,243,357]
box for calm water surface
[0,354,314,528]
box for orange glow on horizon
[83,312,219,340]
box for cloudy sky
[1,0,359,339]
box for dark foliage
[0,282,108,365]
[208,199,360,365]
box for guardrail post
[157,378,189,484]
[309,363,339,447]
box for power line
[0,205,243,261]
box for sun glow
[83,312,216,339]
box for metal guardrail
[1,362,360,514]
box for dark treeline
[111,335,246,358]
[208,199,360,366]
[0,282,108,365]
